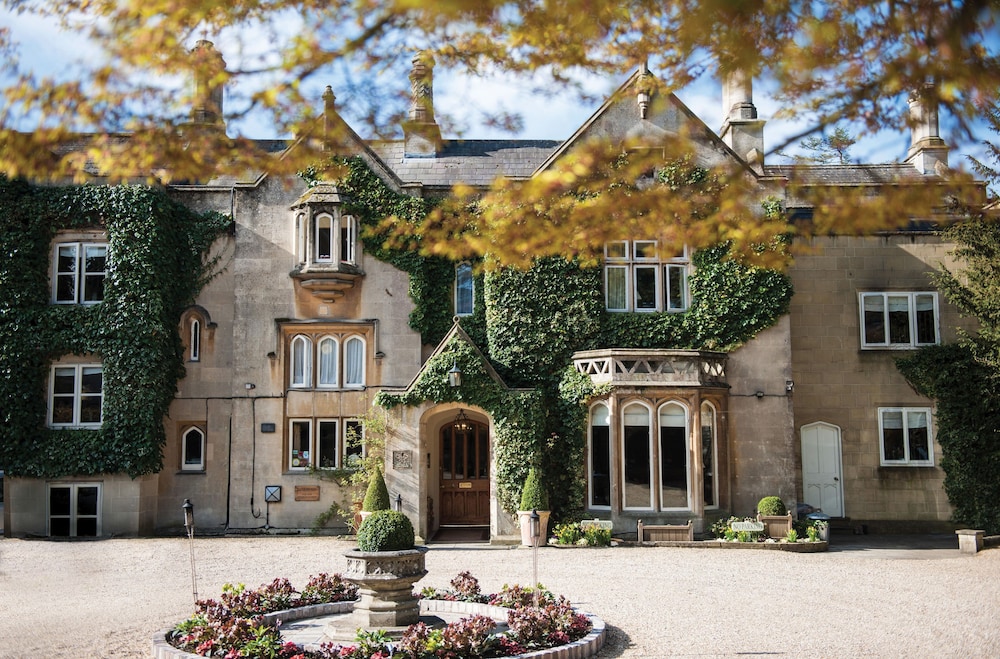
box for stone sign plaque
[294,485,321,502]
[392,450,413,470]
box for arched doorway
[439,411,490,525]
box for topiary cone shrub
[357,509,415,552]
[519,467,549,511]
[362,466,391,512]
[757,496,787,516]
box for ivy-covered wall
[0,178,230,478]
[329,157,794,521]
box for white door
[801,422,844,517]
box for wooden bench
[637,519,693,544]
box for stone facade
[2,52,980,539]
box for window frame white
[290,335,313,388]
[860,292,940,349]
[48,363,103,428]
[340,215,357,265]
[181,426,206,471]
[53,241,108,305]
[316,336,340,389]
[604,240,689,312]
[288,417,364,471]
[48,482,102,537]
[878,407,935,466]
[189,319,201,362]
[343,335,366,388]
[621,401,655,510]
[657,401,691,511]
[588,402,612,511]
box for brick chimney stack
[189,40,226,129]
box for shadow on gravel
[594,625,633,658]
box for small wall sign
[294,485,321,502]
[260,423,276,433]
[392,450,412,470]
[730,520,765,532]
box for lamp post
[529,508,540,608]
[182,498,198,603]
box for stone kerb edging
[153,599,606,659]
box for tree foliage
[796,126,857,165]
[0,0,990,267]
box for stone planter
[517,510,550,547]
[325,546,429,640]
[757,513,793,539]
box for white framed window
[344,336,366,388]
[302,212,358,267]
[49,363,103,427]
[317,336,339,388]
[48,483,101,537]
[604,240,689,312]
[53,242,107,304]
[658,402,690,510]
[588,403,612,509]
[290,335,312,388]
[181,427,205,471]
[455,262,474,316]
[879,407,934,466]
[621,402,654,510]
[288,417,364,470]
[315,214,334,262]
[860,292,939,349]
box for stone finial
[636,61,652,120]
[322,86,337,149]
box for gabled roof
[764,163,933,186]
[402,320,511,393]
[370,139,560,189]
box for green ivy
[0,178,229,477]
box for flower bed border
[622,539,829,552]
[152,599,606,659]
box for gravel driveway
[0,534,997,658]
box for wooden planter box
[757,513,793,538]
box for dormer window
[309,213,356,266]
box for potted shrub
[359,465,391,525]
[517,467,550,547]
[756,496,793,538]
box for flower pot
[517,510,551,547]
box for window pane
[455,263,474,316]
[606,266,627,310]
[659,405,687,508]
[55,245,78,302]
[79,396,102,424]
[76,518,98,537]
[291,336,310,386]
[701,404,716,507]
[50,518,71,536]
[907,411,930,461]
[634,266,657,310]
[915,294,937,344]
[80,367,102,393]
[623,405,651,508]
[442,432,452,479]
[50,486,71,516]
[862,294,885,344]
[316,216,333,260]
[477,426,489,479]
[591,424,611,507]
[317,421,338,468]
[184,429,204,466]
[454,430,466,479]
[340,217,355,264]
[882,410,905,461]
[190,320,201,361]
[53,367,76,394]
[666,265,685,310]
[345,420,363,466]
[887,295,911,344]
[77,486,99,516]
[82,245,106,302]
[634,240,658,259]
[290,421,310,468]
[318,338,338,386]
[344,338,364,386]
[606,241,627,259]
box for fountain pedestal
[325,546,437,641]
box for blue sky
[1,8,989,171]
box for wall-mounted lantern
[448,360,462,388]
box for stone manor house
[2,44,982,540]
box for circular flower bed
[167,571,593,658]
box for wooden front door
[801,422,844,517]
[439,417,490,525]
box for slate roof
[370,139,561,188]
[763,163,931,185]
